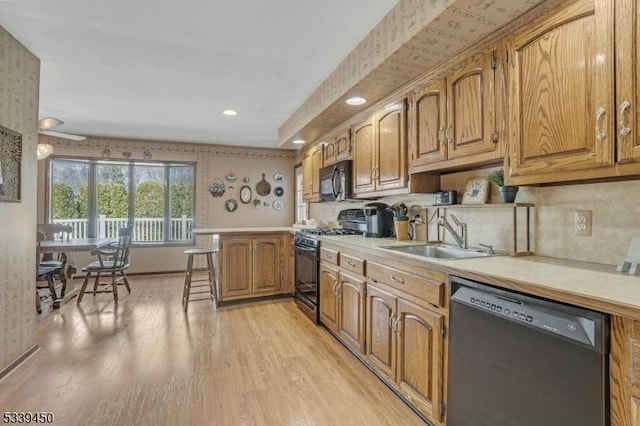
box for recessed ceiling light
[292,139,306,145]
[346,96,366,106]
[223,110,238,116]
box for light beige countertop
[193,227,295,235]
[319,235,640,320]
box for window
[294,165,308,223]
[49,158,195,244]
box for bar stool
[182,248,217,311]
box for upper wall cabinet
[302,145,323,202]
[353,102,408,195]
[616,0,640,165]
[505,0,640,185]
[408,48,501,173]
[323,129,352,166]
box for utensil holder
[394,219,409,241]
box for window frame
[45,155,196,247]
[294,163,308,223]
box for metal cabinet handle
[445,124,453,145]
[390,275,405,284]
[333,281,340,296]
[620,101,631,136]
[346,261,356,267]
[389,314,396,330]
[596,107,607,141]
[394,317,402,336]
[437,126,445,145]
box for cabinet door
[409,79,447,168]
[311,147,323,200]
[396,298,444,423]
[221,238,252,299]
[302,152,313,200]
[446,51,497,160]
[323,140,338,165]
[375,102,407,191]
[616,0,640,164]
[252,237,281,294]
[335,129,352,161]
[508,0,614,179]
[353,118,376,194]
[319,263,340,332]
[338,271,366,354]
[365,283,397,382]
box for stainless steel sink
[379,244,496,259]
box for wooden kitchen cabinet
[366,281,445,424]
[408,48,500,173]
[302,145,323,202]
[507,0,619,184]
[319,262,340,333]
[319,252,366,354]
[610,316,640,426]
[337,270,366,354]
[219,233,285,302]
[323,129,351,165]
[353,101,409,195]
[616,0,640,165]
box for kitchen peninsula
[193,228,295,304]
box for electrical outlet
[575,210,592,236]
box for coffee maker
[363,202,394,238]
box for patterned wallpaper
[278,0,560,146]
[0,26,40,374]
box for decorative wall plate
[461,178,489,204]
[208,178,225,197]
[239,185,252,204]
[273,173,284,183]
[274,186,284,197]
[224,199,238,212]
[225,172,237,182]
[273,200,284,211]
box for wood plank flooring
[0,274,424,425]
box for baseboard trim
[0,344,39,382]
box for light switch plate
[575,210,592,236]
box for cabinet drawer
[320,247,339,265]
[367,261,444,307]
[340,253,365,275]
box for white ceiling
[0,0,397,148]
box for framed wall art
[0,126,22,202]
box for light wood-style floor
[1,274,424,425]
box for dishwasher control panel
[469,296,534,323]
[453,284,598,348]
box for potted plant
[486,168,519,203]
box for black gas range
[294,209,365,323]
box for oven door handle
[295,245,317,253]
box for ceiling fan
[38,117,86,141]
[37,117,86,160]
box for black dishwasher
[448,276,610,426]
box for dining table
[40,238,115,303]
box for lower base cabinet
[219,233,285,302]
[319,264,366,354]
[366,282,445,424]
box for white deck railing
[53,215,193,241]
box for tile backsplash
[310,169,640,266]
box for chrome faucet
[437,214,467,249]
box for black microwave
[319,160,352,202]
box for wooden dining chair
[77,226,133,304]
[36,231,59,312]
